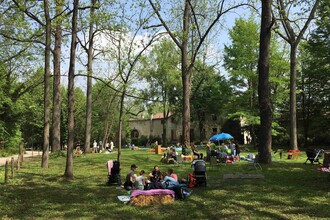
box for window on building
[211,114,217,121]
[171,129,176,142]
[131,129,139,139]
[212,128,217,134]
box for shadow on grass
[1,150,329,219]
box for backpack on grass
[172,185,186,201]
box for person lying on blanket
[160,172,180,189]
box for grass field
[0,148,329,220]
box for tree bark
[102,95,116,149]
[52,0,63,152]
[275,0,319,150]
[117,87,126,162]
[41,0,51,168]
[84,0,96,154]
[257,0,273,164]
[181,0,191,147]
[64,0,79,179]
[289,45,298,150]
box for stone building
[128,112,251,145]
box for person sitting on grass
[191,143,203,159]
[149,165,161,183]
[167,168,178,181]
[147,165,163,189]
[134,170,146,190]
[124,164,138,190]
[160,172,180,189]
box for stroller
[304,148,324,165]
[106,160,122,186]
[191,159,207,187]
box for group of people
[124,164,180,191]
[206,140,241,162]
[93,140,114,153]
[163,147,178,163]
[181,143,204,160]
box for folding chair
[248,158,262,172]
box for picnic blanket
[130,189,175,197]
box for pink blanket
[130,189,174,197]
[106,160,113,175]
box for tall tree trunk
[102,95,116,148]
[276,0,319,151]
[64,0,79,179]
[117,87,126,162]
[181,0,191,146]
[161,100,168,147]
[258,0,273,164]
[84,0,96,154]
[41,0,51,168]
[197,111,205,142]
[301,71,309,147]
[289,44,298,150]
[52,0,63,152]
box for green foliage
[49,150,67,159]
[73,87,87,143]
[90,81,120,143]
[191,60,233,118]
[298,0,330,146]
[0,62,43,152]
[131,135,148,147]
[140,39,182,114]
[223,17,260,138]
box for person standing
[93,140,98,153]
[206,141,212,161]
[110,140,114,152]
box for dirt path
[0,151,42,166]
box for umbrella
[209,132,234,141]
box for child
[134,170,146,190]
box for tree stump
[5,160,9,184]
[11,157,14,178]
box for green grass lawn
[1,148,329,219]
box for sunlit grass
[0,148,329,219]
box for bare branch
[148,0,181,48]
[191,3,254,68]
[188,0,201,39]
[74,73,159,102]
[296,0,319,43]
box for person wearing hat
[124,164,138,190]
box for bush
[132,135,148,147]
[49,150,66,159]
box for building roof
[128,112,174,122]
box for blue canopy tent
[209,132,234,142]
